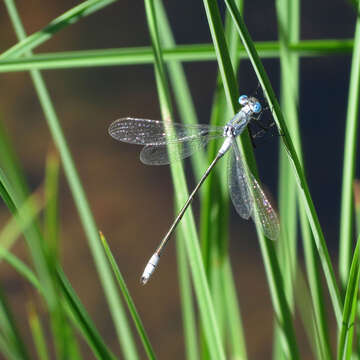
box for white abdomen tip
[140,253,160,285]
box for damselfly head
[248,97,262,115]
[238,94,262,115]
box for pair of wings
[109,118,280,240]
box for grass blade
[224,0,343,326]
[355,180,360,236]
[202,0,300,358]
[154,3,201,358]
[275,0,331,358]
[0,285,29,359]
[56,269,117,360]
[0,39,355,73]
[4,2,139,359]
[338,0,360,288]
[27,303,50,360]
[44,151,60,260]
[1,0,118,60]
[144,1,226,358]
[99,232,157,360]
[337,236,360,359]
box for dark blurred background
[0,0,359,359]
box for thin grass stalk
[56,269,117,360]
[0,93,116,360]
[0,0,118,60]
[0,117,115,359]
[154,1,207,176]
[200,5,247,358]
[0,285,29,359]
[44,151,60,260]
[274,0,330,358]
[355,180,360,236]
[0,334,22,360]
[0,39,356,73]
[337,236,360,359]
[44,151,79,360]
[176,233,199,360]
[27,303,50,360]
[338,0,360,288]
[99,232,157,360]
[0,121,29,202]
[274,2,299,357]
[154,3,201,358]
[224,0,343,326]
[202,0,300,358]
[143,1,226,359]
[4,2,139,359]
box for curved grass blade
[0,285,30,360]
[337,236,360,360]
[144,0,226,358]
[27,303,50,360]
[1,0,118,60]
[275,0,332,358]
[338,0,360,288]
[223,0,343,326]
[202,0,300,358]
[56,269,117,360]
[99,232,156,360]
[4,2,139,359]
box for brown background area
[0,0,357,358]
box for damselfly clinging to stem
[108,94,280,284]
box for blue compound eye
[253,101,262,114]
[238,95,248,105]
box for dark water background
[0,1,359,358]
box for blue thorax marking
[225,105,253,137]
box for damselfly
[108,94,280,284]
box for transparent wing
[228,145,253,219]
[248,172,280,240]
[230,139,280,240]
[108,118,223,145]
[140,136,210,165]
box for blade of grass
[275,0,332,355]
[0,176,114,359]
[0,0,118,60]
[200,5,248,358]
[4,2,139,359]
[144,1,226,359]
[337,236,360,360]
[295,268,327,359]
[56,268,117,360]
[0,105,116,360]
[355,180,360,235]
[0,333,22,360]
[0,187,43,252]
[27,303,50,360]
[176,233,199,360]
[0,284,29,359]
[224,0,343,326]
[155,2,247,358]
[0,91,116,360]
[202,0,300,358]
[0,39,355,73]
[154,3,202,358]
[43,150,80,360]
[0,120,30,202]
[44,151,60,260]
[274,1,333,359]
[99,231,157,360]
[338,0,360,288]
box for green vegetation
[0,0,359,359]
